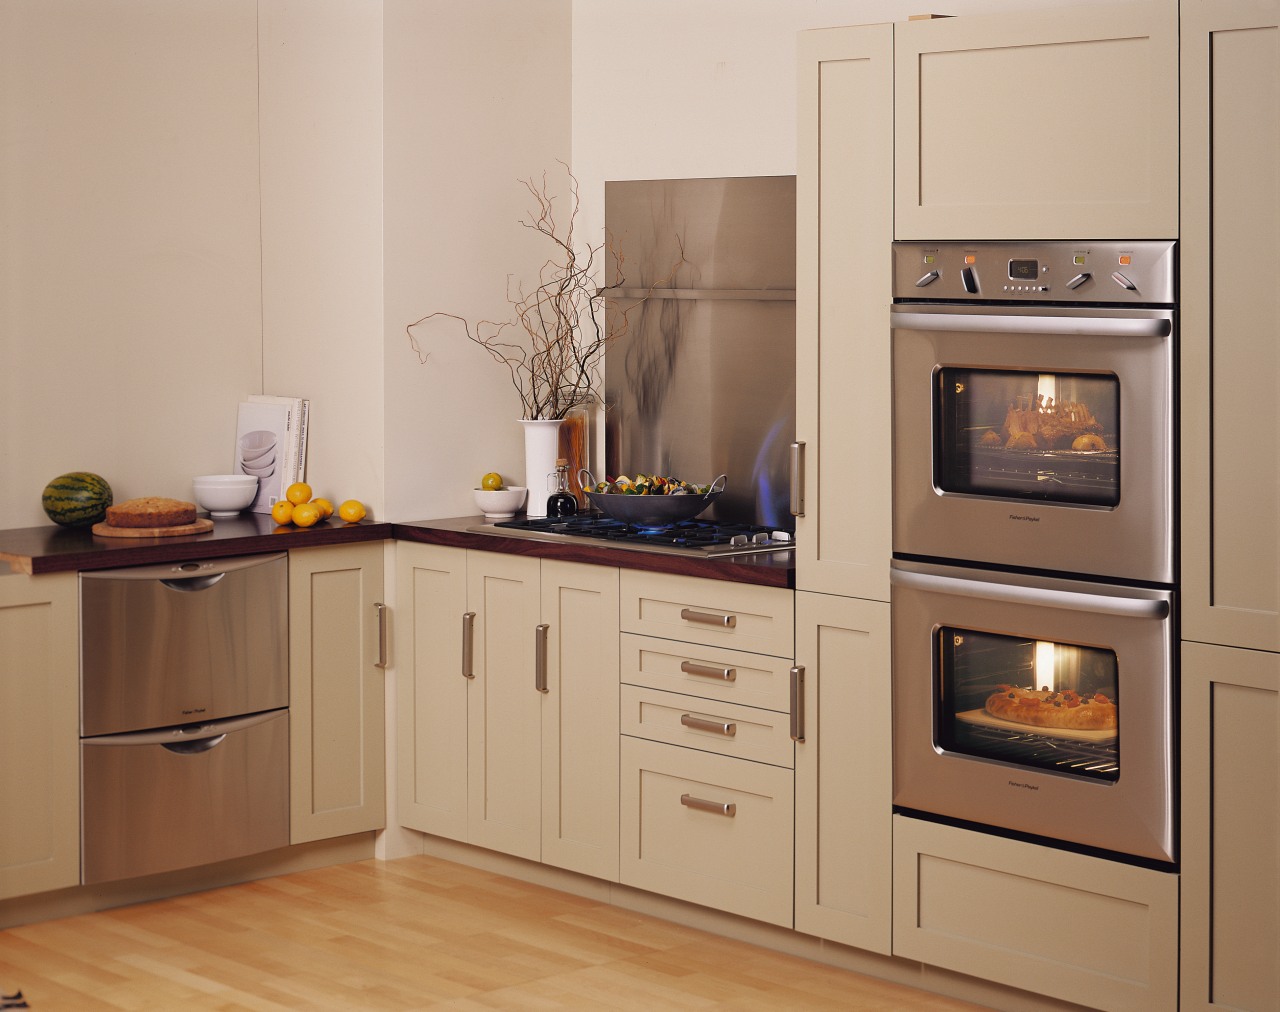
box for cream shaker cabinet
[894,3,1179,241]
[793,591,892,954]
[1181,641,1280,1010]
[618,570,795,927]
[795,22,893,604]
[395,543,619,881]
[289,542,387,844]
[0,572,79,900]
[1180,0,1280,652]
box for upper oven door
[891,303,1175,583]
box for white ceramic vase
[519,418,562,518]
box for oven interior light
[1034,640,1056,690]
[1037,373,1057,402]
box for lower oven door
[891,558,1175,864]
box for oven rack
[962,724,1120,779]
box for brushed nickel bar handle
[680,714,737,737]
[680,607,737,629]
[534,623,550,693]
[790,441,805,517]
[680,660,737,682]
[680,793,737,817]
[461,611,475,679]
[790,665,806,743]
[374,602,388,669]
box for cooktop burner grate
[486,513,795,557]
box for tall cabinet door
[795,23,894,603]
[894,4,1179,240]
[289,542,387,844]
[794,590,892,954]
[467,551,542,861]
[539,559,619,881]
[1180,0,1280,651]
[395,542,469,841]
[1181,641,1280,1010]
[0,572,79,899]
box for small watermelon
[42,472,114,527]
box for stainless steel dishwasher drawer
[80,552,288,736]
[81,709,289,884]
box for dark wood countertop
[392,517,794,589]
[1,514,794,589]
[0,514,393,575]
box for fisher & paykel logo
[1008,513,1041,523]
[1008,780,1040,791]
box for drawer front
[620,570,794,657]
[620,737,794,927]
[621,632,793,712]
[621,685,794,768]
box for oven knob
[1111,271,1137,291]
[1066,272,1092,290]
[915,270,940,287]
[961,266,978,293]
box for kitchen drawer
[620,736,794,927]
[620,570,794,658]
[620,632,793,712]
[621,685,794,768]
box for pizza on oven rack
[984,684,1118,731]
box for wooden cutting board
[91,518,214,538]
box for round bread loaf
[105,497,197,528]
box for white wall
[1,0,262,529]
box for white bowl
[239,459,275,478]
[239,430,276,461]
[474,486,527,519]
[193,474,258,517]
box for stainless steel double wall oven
[889,240,1178,865]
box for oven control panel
[892,240,1176,305]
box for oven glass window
[936,368,1119,507]
[936,626,1119,783]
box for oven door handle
[890,311,1171,339]
[890,567,1170,620]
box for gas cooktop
[471,514,796,559]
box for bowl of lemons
[474,473,527,519]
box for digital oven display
[1008,259,1039,280]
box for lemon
[292,501,322,528]
[285,482,313,505]
[481,472,504,491]
[270,499,295,525]
[338,499,367,523]
[312,497,335,519]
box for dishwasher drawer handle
[680,660,737,682]
[680,793,737,817]
[163,734,226,755]
[159,573,226,593]
[680,714,736,737]
[680,607,737,629]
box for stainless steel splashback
[604,176,796,528]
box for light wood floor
[0,855,985,1010]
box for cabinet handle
[790,665,805,743]
[374,602,388,669]
[535,623,549,693]
[680,793,737,818]
[462,611,475,679]
[790,441,805,517]
[680,607,737,629]
[680,713,737,737]
[679,660,737,682]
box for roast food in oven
[993,394,1108,451]
[985,684,1117,731]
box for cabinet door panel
[0,572,79,899]
[289,542,386,844]
[540,560,619,880]
[796,23,893,601]
[467,552,541,860]
[895,5,1178,239]
[395,543,468,840]
[1181,1,1280,649]
[794,591,891,953]
[1181,641,1280,1010]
